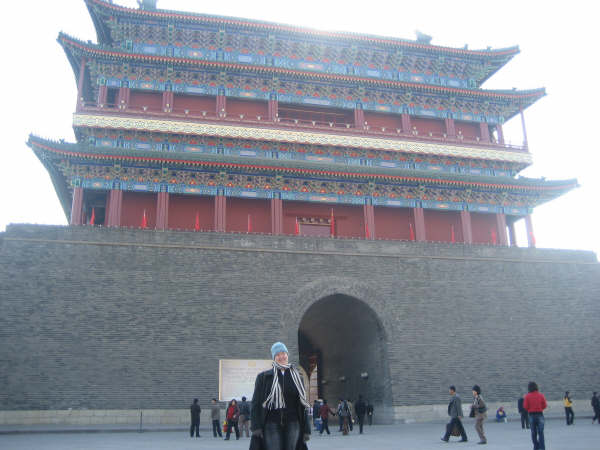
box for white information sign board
[219,359,273,402]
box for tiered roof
[84,0,519,87]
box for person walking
[211,398,223,438]
[355,395,367,434]
[224,398,240,440]
[190,398,201,438]
[592,392,600,424]
[366,401,374,425]
[347,399,354,432]
[471,385,487,445]
[523,381,547,450]
[239,396,251,437]
[563,391,574,425]
[312,399,321,430]
[518,395,530,429]
[319,399,335,435]
[250,342,311,450]
[441,385,467,443]
[337,399,344,431]
[339,400,351,435]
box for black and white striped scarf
[262,361,311,410]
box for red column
[214,195,227,232]
[496,213,508,246]
[508,221,517,247]
[401,113,411,134]
[70,187,84,225]
[97,85,108,108]
[496,124,505,145]
[460,210,473,244]
[413,207,426,242]
[156,192,169,230]
[354,106,365,129]
[525,214,536,248]
[444,117,456,139]
[363,204,375,240]
[270,198,283,235]
[479,122,490,143]
[162,91,174,113]
[217,92,227,118]
[268,96,278,122]
[118,86,130,110]
[76,57,87,111]
[106,189,123,227]
[520,107,528,149]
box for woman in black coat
[250,342,311,450]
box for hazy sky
[1,0,598,256]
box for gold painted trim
[73,113,533,164]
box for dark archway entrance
[298,294,391,422]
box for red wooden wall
[120,192,157,228]
[129,90,162,112]
[455,121,481,140]
[363,111,402,131]
[411,117,446,136]
[173,94,216,114]
[424,209,463,243]
[226,198,271,233]
[226,98,268,119]
[168,194,214,231]
[471,212,498,244]
[374,206,414,240]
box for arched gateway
[283,278,394,424]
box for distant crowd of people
[189,342,600,450]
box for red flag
[330,209,335,237]
[365,221,370,239]
[295,217,299,235]
[89,207,96,225]
[194,211,200,232]
[247,214,252,233]
[141,209,148,229]
[529,231,536,246]
[491,229,497,245]
[409,223,415,241]
[450,225,455,243]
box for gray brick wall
[1,224,598,414]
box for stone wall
[1,224,598,423]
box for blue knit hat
[271,342,288,359]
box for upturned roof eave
[85,0,113,45]
[58,33,544,106]
[28,135,578,195]
[27,139,73,220]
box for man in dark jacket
[312,400,320,429]
[441,386,467,442]
[355,395,367,434]
[190,398,201,437]
[592,392,600,424]
[239,396,251,437]
[518,395,530,429]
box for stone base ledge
[0,409,219,426]
[0,400,594,426]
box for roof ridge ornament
[415,30,432,45]
[137,0,157,10]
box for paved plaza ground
[1,419,598,450]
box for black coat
[250,367,310,450]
